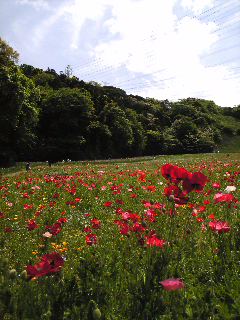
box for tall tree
[0,65,40,165]
[0,37,19,67]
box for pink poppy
[160,278,184,291]
[209,221,231,234]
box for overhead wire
[70,0,240,98]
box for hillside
[1,57,240,165]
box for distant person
[26,162,31,171]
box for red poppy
[91,218,101,229]
[120,223,130,235]
[26,252,64,278]
[86,234,97,245]
[46,222,62,236]
[145,234,165,247]
[146,185,156,192]
[164,186,189,205]
[182,172,207,193]
[144,209,158,222]
[57,217,68,224]
[161,164,189,184]
[132,222,146,233]
[24,204,33,210]
[83,226,92,233]
[161,164,175,181]
[214,193,235,203]
[27,219,39,231]
[104,201,112,207]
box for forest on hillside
[1,37,240,166]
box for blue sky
[0,0,239,107]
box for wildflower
[43,232,52,238]
[209,221,231,234]
[160,278,184,291]
[161,164,189,184]
[164,185,189,205]
[183,172,207,193]
[86,234,97,245]
[27,219,39,231]
[214,193,235,203]
[224,186,236,193]
[91,218,101,229]
[104,201,112,207]
[26,252,64,278]
[145,233,165,247]
[212,183,221,189]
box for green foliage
[0,154,239,319]
[0,65,40,165]
[145,130,164,155]
[0,40,239,162]
[38,87,95,160]
[100,102,134,157]
[0,38,19,67]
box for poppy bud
[2,258,9,266]
[142,220,147,227]
[8,269,17,279]
[0,258,8,271]
[20,270,28,280]
[92,307,101,320]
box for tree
[38,87,95,160]
[0,38,19,67]
[0,65,40,165]
[145,130,163,155]
[100,102,134,157]
[65,65,73,78]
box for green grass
[0,153,239,319]
[217,115,240,133]
[219,135,240,153]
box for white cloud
[12,0,240,107]
[89,0,239,107]
[180,0,214,14]
[31,0,112,49]
[16,0,50,10]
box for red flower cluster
[145,233,165,248]
[209,221,231,234]
[27,219,39,231]
[162,164,208,204]
[26,252,64,278]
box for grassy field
[219,135,240,153]
[0,153,239,319]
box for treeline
[0,38,239,165]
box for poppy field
[0,153,239,320]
